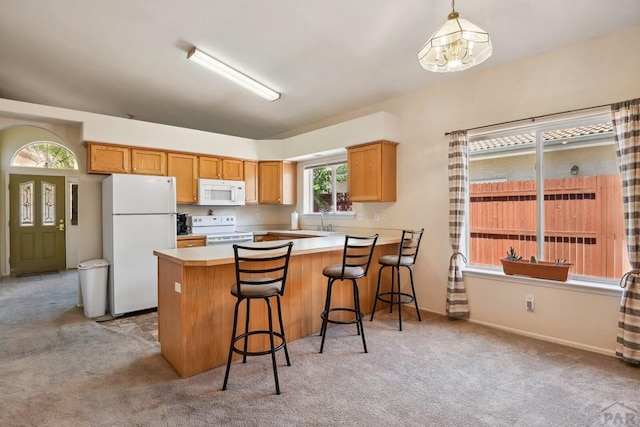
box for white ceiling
[1,0,639,140]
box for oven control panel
[190,215,236,227]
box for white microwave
[197,179,246,206]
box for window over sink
[303,161,353,214]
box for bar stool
[370,229,424,331]
[222,241,293,395]
[319,234,378,353]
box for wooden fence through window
[469,174,628,279]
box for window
[11,141,78,170]
[304,162,352,213]
[467,113,629,281]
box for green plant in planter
[530,255,537,264]
[554,259,567,265]
[506,247,522,261]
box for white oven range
[190,215,253,245]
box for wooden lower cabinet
[176,235,206,248]
[156,242,397,377]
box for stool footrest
[375,291,416,305]
[320,307,363,325]
[231,330,287,357]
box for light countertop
[155,230,400,267]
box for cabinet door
[168,153,198,204]
[258,161,282,204]
[244,161,259,204]
[87,143,130,174]
[348,144,381,202]
[199,156,222,179]
[347,141,397,202]
[222,159,244,180]
[177,236,206,248]
[258,161,297,205]
[131,148,166,175]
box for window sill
[463,267,623,297]
[302,212,355,218]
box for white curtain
[447,131,470,319]
[612,98,640,365]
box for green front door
[9,174,66,275]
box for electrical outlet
[381,214,387,221]
[525,294,534,311]
[175,282,182,293]
[357,212,365,221]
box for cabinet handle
[186,244,193,247]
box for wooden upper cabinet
[199,156,244,180]
[168,153,199,204]
[131,148,166,176]
[244,160,259,204]
[258,161,296,205]
[347,140,398,202]
[222,158,244,180]
[198,156,222,179]
[87,142,130,174]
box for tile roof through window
[469,123,613,154]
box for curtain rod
[444,102,612,136]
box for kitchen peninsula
[153,232,400,377]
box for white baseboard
[419,308,616,357]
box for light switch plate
[175,282,181,293]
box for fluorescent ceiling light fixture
[187,47,281,101]
[418,0,492,73]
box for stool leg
[276,295,291,366]
[352,279,367,353]
[389,266,396,314]
[407,266,422,321]
[319,278,334,353]
[242,298,251,363]
[396,266,403,331]
[370,265,384,321]
[352,280,362,336]
[222,299,241,391]
[265,297,281,395]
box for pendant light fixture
[418,0,492,73]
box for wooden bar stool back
[222,241,293,395]
[370,229,424,330]
[319,234,378,353]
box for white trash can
[78,259,109,318]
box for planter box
[500,258,573,282]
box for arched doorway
[8,140,78,275]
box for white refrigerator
[102,174,177,316]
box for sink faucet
[318,212,333,232]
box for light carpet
[1,271,639,426]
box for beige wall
[1,25,639,354]
[287,25,640,354]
